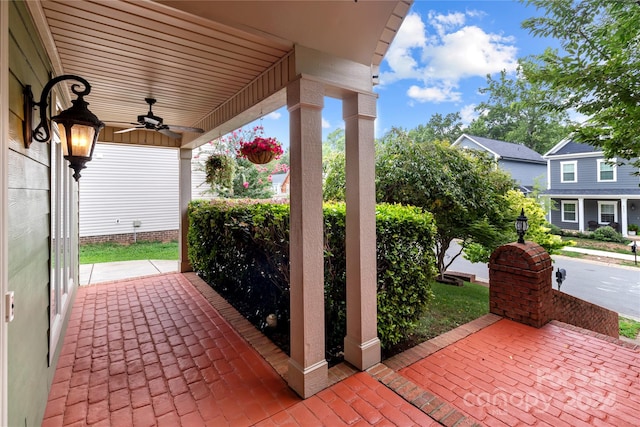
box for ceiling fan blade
[114,127,141,134]
[166,125,204,133]
[158,128,181,139]
[105,122,142,127]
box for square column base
[344,336,381,370]
[287,359,328,398]
[179,261,192,273]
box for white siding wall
[79,143,180,237]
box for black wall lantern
[24,74,104,181]
[515,208,529,244]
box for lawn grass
[619,317,640,339]
[79,240,179,264]
[561,236,632,254]
[420,281,490,335]
[386,281,489,356]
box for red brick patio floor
[43,272,639,426]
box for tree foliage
[464,189,567,263]
[521,0,640,163]
[408,112,464,145]
[467,61,570,154]
[374,129,515,277]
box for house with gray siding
[452,134,547,191]
[543,139,640,237]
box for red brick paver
[43,274,300,427]
[398,319,640,427]
[44,274,447,427]
[44,273,640,426]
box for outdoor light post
[631,241,637,265]
[515,208,529,244]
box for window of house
[561,201,578,222]
[49,127,76,365]
[560,161,577,183]
[597,159,616,182]
[598,201,617,224]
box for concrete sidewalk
[80,260,178,285]
[561,245,639,262]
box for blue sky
[247,0,558,149]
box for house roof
[544,138,599,157]
[270,173,287,186]
[453,134,546,164]
[26,0,411,150]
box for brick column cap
[489,241,552,272]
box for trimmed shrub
[188,199,436,362]
[591,226,625,243]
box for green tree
[464,189,568,263]
[375,129,515,278]
[521,0,640,164]
[409,112,463,145]
[468,60,570,154]
[232,158,273,199]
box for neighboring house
[271,172,290,198]
[80,146,289,243]
[80,143,180,244]
[543,139,640,237]
[452,134,547,192]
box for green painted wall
[7,2,77,426]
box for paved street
[446,242,640,319]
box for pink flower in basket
[237,137,283,160]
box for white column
[621,198,628,237]
[343,92,381,370]
[179,148,193,272]
[578,198,585,232]
[286,77,327,398]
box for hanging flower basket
[237,136,283,165]
[246,150,275,164]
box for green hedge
[188,199,436,361]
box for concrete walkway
[80,260,178,285]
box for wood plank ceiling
[33,0,410,148]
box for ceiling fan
[112,98,204,139]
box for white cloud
[428,11,466,37]
[382,10,519,105]
[425,26,517,81]
[407,85,461,104]
[459,104,478,124]
[322,117,331,129]
[380,12,426,84]
[266,111,281,120]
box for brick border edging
[182,272,357,385]
[367,364,482,427]
[366,314,502,427]
[184,272,500,425]
[383,313,502,370]
[549,320,640,351]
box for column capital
[287,77,324,111]
[343,91,377,120]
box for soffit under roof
[32,0,410,147]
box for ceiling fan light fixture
[111,98,204,139]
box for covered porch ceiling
[28,0,410,149]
